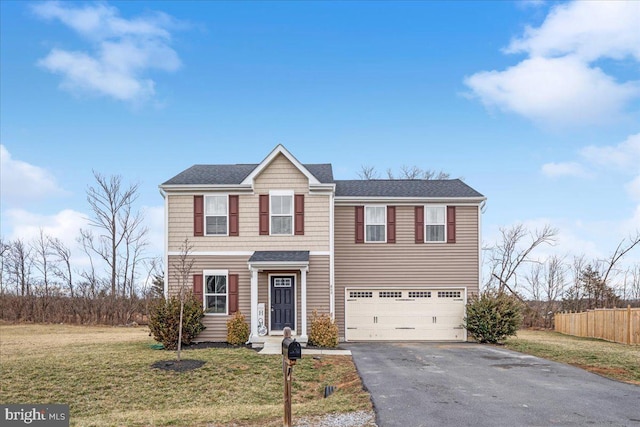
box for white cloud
[580,133,640,172]
[506,1,640,62]
[465,56,639,126]
[5,208,92,269]
[626,176,640,202]
[0,144,66,205]
[33,1,182,103]
[465,1,640,127]
[541,161,588,178]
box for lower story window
[204,270,228,314]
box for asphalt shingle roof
[162,163,333,185]
[334,179,484,198]
[248,251,310,263]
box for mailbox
[282,337,302,361]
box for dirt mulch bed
[151,359,205,372]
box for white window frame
[365,205,386,243]
[204,194,229,236]
[425,205,446,243]
[203,269,228,315]
[269,190,294,236]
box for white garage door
[345,288,466,341]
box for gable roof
[240,144,326,186]
[162,163,333,186]
[334,179,484,198]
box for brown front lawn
[504,329,640,385]
[0,324,371,426]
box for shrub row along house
[160,145,485,344]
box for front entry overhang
[247,251,310,343]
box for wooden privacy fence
[555,306,640,345]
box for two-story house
[160,145,485,344]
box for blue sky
[1,1,639,278]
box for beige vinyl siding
[166,155,331,252]
[167,255,330,341]
[334,205,480,339]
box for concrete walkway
[257,337,351,355]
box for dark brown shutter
[194,196,204,237]
[259,194,269,235]
[447,206,456,244]
[355,206,365,244]
[229,274,239,314]
[294,194,304,235]
[387,206,396,243]
[415,206,424,243]
[193,274,203,303]
[229,195,239,236]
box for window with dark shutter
[229,195,239,236]
[415,206,424,243]
[194,196,204,237]
[193,274,203,303]
[229,274,239,314]
[447,206,456,243]
[294,194,304,235]
[355,206,364,243]
[259,194,269,235]
[387,206,396,243]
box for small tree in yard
[464,290,523,344]
[226,311,249,345]
[148,294,204,350]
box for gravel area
[293,410,377,427]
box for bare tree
[599,232,640,287]
[526,255,567,327]
[0,237,10,294]
[486,224,557,294]
[83,171,147,296]
[5,239,33,296]
[50,237,74,297]
[172,238,195,362]
[358,165,379,180]
[31,229,56,298]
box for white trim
[301,268,308,340]
[168,250,330,256]
[335,197,486,205]
[203,270,229,316]
[329,191,335,320]
[364,205,387,243]
[159,184,253,192]
[250,268,258,341]
[204,194,229,236]
[161,189,169,299]
[425,205,447,243]
[268,273,297,333]
[241,144,321,186]
[478,203,483,295]
[269,190,294,236]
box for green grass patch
[0,324,371,426]
[505,329,640,385]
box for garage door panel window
[438,291,461,298]
[425,206,446,242]
[365,206,386,242]
[408,291,431,298]
[379,291,402,298]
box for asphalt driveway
[346,342,640,427]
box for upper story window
[365,206,386,242]
[204,270,228,315]
[205,195,228,235]
[270,191,293,235]
[425,206,446,242]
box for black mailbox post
[281,327,300,427]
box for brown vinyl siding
[334,204,479,339]
[167,254,329,341]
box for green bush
[148,293,205,350]
[464,290,523,344]
[308,310,339,348]
[226,311,249,345]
